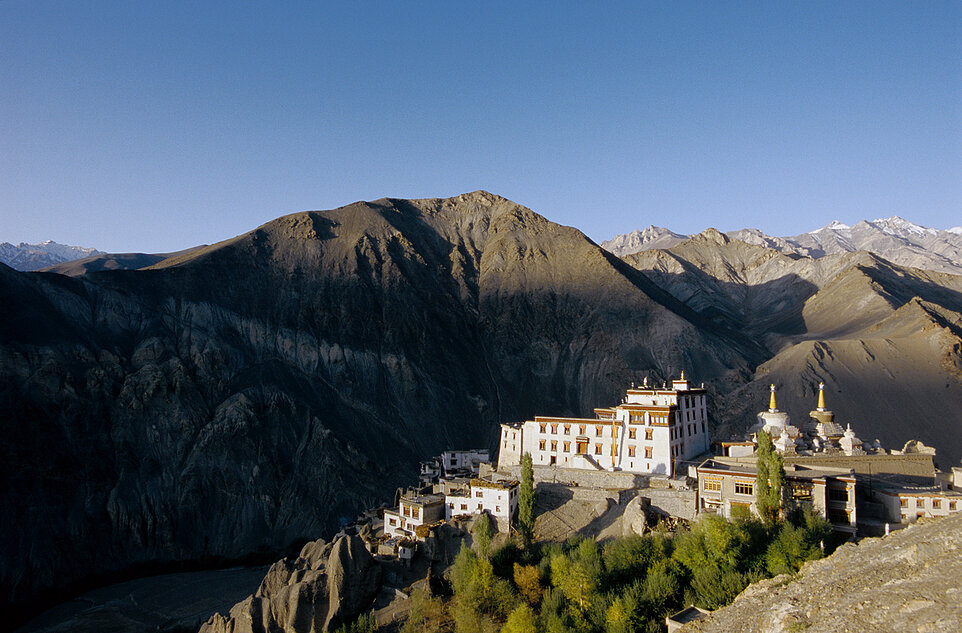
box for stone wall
[488,463,650,490]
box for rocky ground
[681,512,962,633]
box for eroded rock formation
[200,535,381,633]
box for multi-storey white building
[382,493,446,539]
[445,478,519,531]
[497,374,711,477]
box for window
[900,498,908,508]
[734,482,753,496]
[703,479,721,492]
[403,506,411,517]
[950,501,957,511]
[596,425,603,437]
[478,503,483,510]
[629,428,636,439]
[564,424,570,434]
[579,425,586,435]
[563,441,570,452]
[496,506,501,513]
[828,509,850,524]
[646,429,653,440]
[645,446,652,458]
[539,440,546,450]
[933,499,941,509]
[829,488,848,503]
[551,424,558,434]
[476,490,483,498]
[461,503,467,510]
[551,440,557,451]
[540,422,547,433]
[389,518,397,526]
[448,503,454,508]
[595,444,602,455]
[917,499,924,508]
[702,422,706,433]
[628,446,636,457]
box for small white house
[383,493,446,539]
[444,478,519,532]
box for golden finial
[680,370,685,380]
[769,384,777,411]
[817,381,826,411]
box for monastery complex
[376,374,962,562]
[495,374,962,537]
[497,374,710,476]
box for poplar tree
[518,452,535,544]
[755,429,785,529]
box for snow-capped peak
[809,220,850,234]
[870,216,937,238]
[948,226,962,235]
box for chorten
[808,382,844,445]
[839,424,866,456]
[751,384,804,452]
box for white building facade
[444,478,519,532]
[498,375,711,477]
[382,493,446,539]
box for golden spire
[680,370,685,380]
[817,381,826,411]
[769,384,777,412]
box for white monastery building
[444,478,519,531]
[498,374,711,477]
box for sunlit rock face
[0,192,759,621]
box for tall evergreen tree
[519,452,535,543]
[755,429,785,528]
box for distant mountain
[0,241,102,271]
[599,225,687,255]
[623,230,962,463]
[39,246,207,276]
[604,216,962,276]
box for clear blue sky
[2,1,960,252]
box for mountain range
[2,193,960,626]
[603,217,962,276]
[0,241,102,271]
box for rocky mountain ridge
[603,216,962,276]
[0,241,102,271]
[0,192,758,626]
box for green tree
[550,538,601,613]
[401,587,445,633]
[518,452,535,544]
[755,429,785,528]
[473,511,493,557]
[501,604,538,633]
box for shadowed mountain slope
[0,192,759,625]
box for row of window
[448,502,503,513]
[537,439,653,458]
[899,497,956,510]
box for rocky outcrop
[200,535,381,633]
[681,513,962,633]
